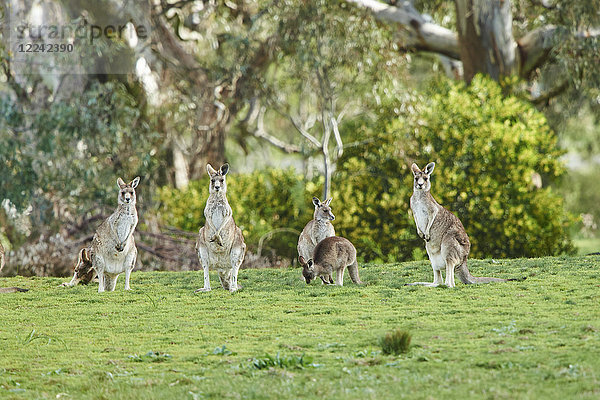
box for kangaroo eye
[211,179,215,183]
[121,191,125,196]
[220,179,224,183]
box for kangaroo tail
[0,287,29,293]
[455,262,507,284]
[348,260,363,284]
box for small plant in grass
[251,353,314,370]
[212,345,236,356]
[379,329,412,355]
[128,351,172,363]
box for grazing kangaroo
[409,162,510,287]
[297,197,335,284]
[0,242,28,293]
[195,163,246,293]
[61,248,97,287]
[299,236,363,286]
[91,177,140,292]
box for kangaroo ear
[220,163,229,175]
[411,163,420,175]
[299,256,306,265]
[312,197,321,207]
[307,259,313,268]
[130,176,140,189]
[117,178,126,189]
[207,164,217,175]
[324,198,332,206]
[82,248,91,263]
[424,162,436,176]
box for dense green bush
[157,168,320,260]
[333,75,574,261]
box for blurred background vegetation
[0,0,599,275]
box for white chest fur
[108,206,137,243]
[205,197,231,232]
[411,197,431,235]
[115,214,136,240]
[312,220,334,245]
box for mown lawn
[1,256,599,399]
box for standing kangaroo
[91,177,140,292]
[299,236,363,286]
[409,162,510,287]
[297,197,335,284]
[195,164,246,293]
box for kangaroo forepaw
[209,235,224,246]
[115,243,124,252]
[424,233,431,242]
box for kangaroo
[299,236,363,286]
[90,177,140,292]
[0,287,29,293]
[409,162,510,287]
[61,248,97,287]
[297,197,335,284]
[195,163,246,293]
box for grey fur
[90,177,140,292]
[409,163,506,287]
[195,163,246,293]
[297,197,335,284]
[299,236,363,286]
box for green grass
[1,256,600,399]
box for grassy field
[1,256,599,399]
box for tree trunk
[454,0,518,83]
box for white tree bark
[346,0,460,59]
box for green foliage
[335,75,574,261]
[157,168,319,260]
[0,81,162,228]
[1,256,599,399]
[379,329,412,355]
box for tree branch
[518,25,600,79]
[289,116,322,148]
[517,25,559,78]
[345,0,460,60]
[531,80,569,105]
[253,107,302,154]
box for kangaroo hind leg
[347,260,363,284]
[228,241,246,293]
